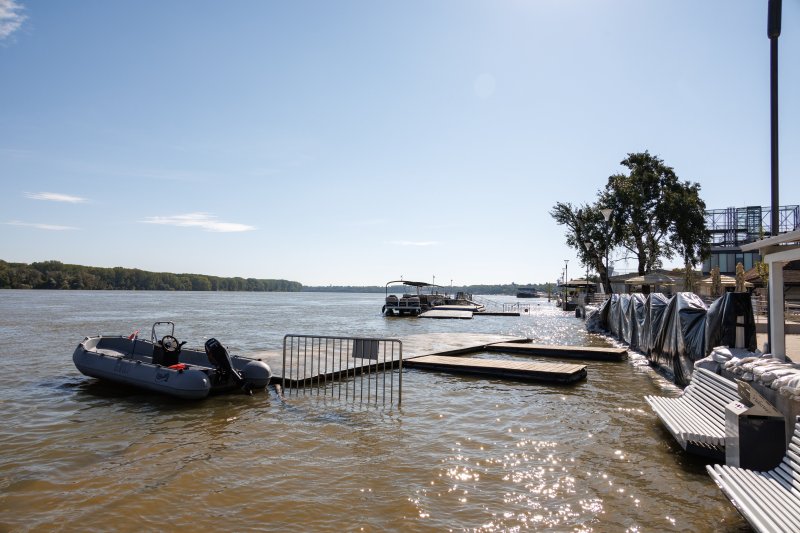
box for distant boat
[516,287,542,298]
[382,281,484,316]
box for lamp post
[601,208,613,293]
[767,0,782,354]
[769,0,781,237]
[564,259,569,305]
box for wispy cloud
[25,192,88,204]
[388,240,439,247]
[141,213,256,233]
[0,0,26,41]
[5,220,78,231]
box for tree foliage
[551,151,710,292]
[0,260,303,292]
[549,203,613,292]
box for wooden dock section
[419,309,473,319]
[485,342,627,361]
[404,355,586,384]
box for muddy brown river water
[0,291,749,531]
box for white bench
[645,368,740,459]
[707,418,800,533]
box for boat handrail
[151,321,175,343]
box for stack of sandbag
[711,346,758,364]
[724,355,772,382]
[693,346,758,373]
[723,354,800,402]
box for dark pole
[767,0,781,353]
[769,0,781,236]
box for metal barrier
[281,335,403,407]
[586,293,609,305]
[470,295,534,314]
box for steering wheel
[161,335,182,354]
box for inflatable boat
[73,321,273,399]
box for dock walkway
[404,355,586,383]
[255,333,616,386]
[486,342,627,361]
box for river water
[0,291,748,531]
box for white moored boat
[73,321,272,399]
[382,281,485,316]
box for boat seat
[152,342,180,367]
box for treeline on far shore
[0,260,302,292]
[302,283,551,295]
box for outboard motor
[204,338,245,387]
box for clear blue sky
[1,0,798,286]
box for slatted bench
[707,418,800,533]
[644,368,740,459]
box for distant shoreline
[1,259,550,295]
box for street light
[600,208,613,293]
[564,259,569,305]
[767,0,782,354]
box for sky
[1,0,799,287]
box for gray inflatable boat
[73,321,272,399]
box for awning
[562,279,594,288]
[698,275,753,288]
[624,273,677,286]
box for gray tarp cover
[642,293,670,357]
[608,294,621,337]
[704,292,757,354]
[629,293,647,351]
[595,291,755,386]
[650,292,708,386]
[620,295,633,345]
[598,297,610,330]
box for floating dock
[419,308,521,319]
[404,355,586,383]
[419,309,473,319]
[485,342,627,361]
[254,333,621,385]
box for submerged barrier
[281,335,403,407]
[592,292,756,386]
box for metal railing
[281,335,403,407]
[752,296,800,321]
[470,295,534,314]
[584,293,609,306]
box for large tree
[549,203,614,293]
[551,151,709,293]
